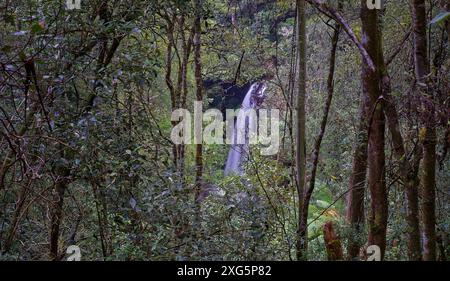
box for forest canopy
[0,0,449,261]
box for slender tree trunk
[164,16,180,172]
[366,106,387,260]
[165,14,193,184]
[304,23,340,208]
[412,0,437,261]
[178,15,194,185]
[2,180,31,253]
[300,16,340,261]
[377,24,421,262]
[360,1,388,260]
[50,168,69,261]
[412,0,430,82]
[193,0,203,215]
[382,93,422,260]
[295,0,307,261]
[346,92,370,259]
[421,118,437,261]
[91,180,112,258]
[302,7,419,259]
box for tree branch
[306,0,376,72]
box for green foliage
[0,0,448,261]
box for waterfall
[224,82,266,176]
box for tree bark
[193,0,204,217]
[421,119,437,261]
[295,0,308,261]
[346,92,370,260]
[2,180,31,253]
[164,15,181,174]
[412,0,437,261]
[382,92,422,260]
[323,222,344,261]
[360,1,388,260]
[164,12,193,184]
[50,167,69,261]
[91,180,113,258]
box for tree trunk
[382,93,422,260]
[50,172,69,261]
[178,15,194,185]
[346,92,370,260]
[300,15,340,261]
[421,125,437,261]
[164,16,183,176]
[164,13,193,184]
[302,7,420,259]
[91,180,112,259]
[412,0,437,261]
[295,0,308,261]
[2,180,31,253]
[193,0,204,216]
[360,1,388,260]
[323,222,344,261]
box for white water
[224,82,266,176]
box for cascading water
[224,82,266,176]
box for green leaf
[31,22,44,34]
[430,11,450,25]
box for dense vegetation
[0,0,449,261]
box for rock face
[204,80,255,113]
